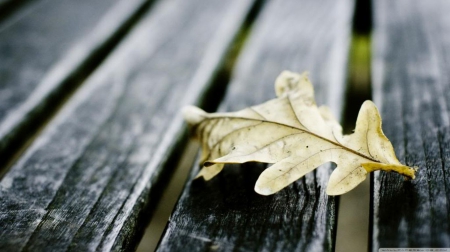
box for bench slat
[0,0,255,250]
[158,0,354,251]
[0,0,151,158]
[372,0,450,249]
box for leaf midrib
[201,115,380,163]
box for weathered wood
[0,0,255,250]
[158,0,355,251]
[372,0,450,250]
[0,0,151,160]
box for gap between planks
[336,0,373,250]
[136,141,199,251]
[335,33,372,252]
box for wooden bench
[0,0,449,251]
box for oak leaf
[183,71,416,195]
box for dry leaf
[183,71,416,195]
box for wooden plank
[158,0,355,251]
[372,0,450,250]
[0,0,255,251]
[0,0,151,160]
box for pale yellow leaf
[183,71,416,195]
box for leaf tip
[195,163,224,181]
[327,167,367,195]
[362,99,376,107]
[254,184,275,196]
[275,71,311,97]
[194,172,205,180]
[325,184,348,196]
[195,170,212,181]
[182,105,206,126]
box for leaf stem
[361,163,416,179]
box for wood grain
[0,0,254,250]
[372,0,450,250]
[0,0,151,159]
[158,0,355,251]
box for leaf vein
[202,116,379,163]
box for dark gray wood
[0,0,151,161]
[0,0,255,250]
[0,0,25,13]
[158,0,355,251]
[372,0,450,250]
[0,0,31,22]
